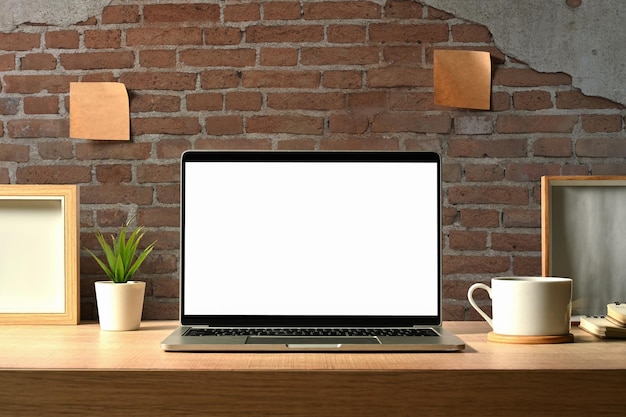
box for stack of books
[579,302,626,339]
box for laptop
[161,150,465,352]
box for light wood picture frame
[542,176,626,316]
[0,185,79,324]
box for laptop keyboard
[184,327,438,337]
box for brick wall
[1,0,624,321]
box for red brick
[200,70,240,89]
[389,92,435,111]
[60,51,134,70]
[206,115,244,135]
[246,25,324,43]
[131,117,202,135]
[186,93,223,111]
[372,113,451,133]
[267,92,344,110]
[0,33,40,51]
[442,163,461,182]
[328,25,366,43]
[243,70,320,88]
[503,208,541,228]
[139,50,177,68]
[120,72,197,90]
[328,114,369,134]
[513,90,553,110]
[367,68,431,87]
[491,91,511,111]
[76,142,151,160]
[505,163,560,182]
[302,46,378,65]
[96,164,132,183]
[590,163,626,176]
[156,185,181,205]
[38,141,74,160]
[533,137,572,157]
[493,68,571,87]
[448,185,529,205]
[84,30,121,49]
[556,90,621,109]
[137,207,180,228]
[225,92,263,111]
[383,46,423,65]
[454,116,493,135]
[442,207,458,226]
[143,4,220,23]
[449,230,488,251]
[127,28,202,46]
[304,2,381,19]
[576,138,626,157]
[581,114,622,133]
[369,23,448,43]
[322,71,362,89]
[195,137,272,150]
[24,96,58,114]
[465,164,504,182]
[459,209,500,228]
[102,5,140,24]
[45,31,79,49]
[7,119,68,138]
[180,49,256,67]
[82,73,116,82]
[80,184,154,204]
[260,47,298,66]
[405,137,442,153]
[512,256,542,276]
[16,165,91,184]
[451,24,491,43]
[264,2,302,20]
[276,138,318,150]
[384,1,423,19]
[224,3,260,22]
[130,95,181,113]
[137,163,179,183]
[0,53,15,71]
[448,138,527,158]
[496,115,578,133]
[247,115,323,135]
[0,144,29,162]
[346,91,387,114]
[156,139,192,159]
[4,75,76,93]
[20,53,56,70]
[320,137,399,150]
[443,255,510,274]
[204,28,243,45]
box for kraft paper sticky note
[433,50,491,110]
[70,82,130,141]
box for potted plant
[85,216,156,331]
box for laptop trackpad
[246,336,380,346]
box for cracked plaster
[1,0,624,105]
[421,0,626,105]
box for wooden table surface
[1,321,625,416]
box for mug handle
[467,283,493,329]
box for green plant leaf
[84,215,157,283]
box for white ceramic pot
[95,281,146,331]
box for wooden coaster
[488,332,575,344]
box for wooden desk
[1,321,624,416]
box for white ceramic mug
[467,277,572,336]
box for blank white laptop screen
[182,152,440,320]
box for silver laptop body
[161,151,464,352]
